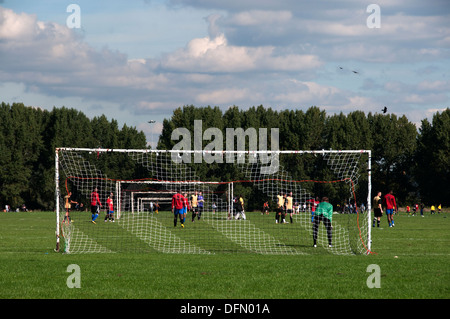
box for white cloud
[137,101,173,111]
[0,7,172,103]
[403,93,448,105]
[270,79,377,112]
[196,87,253,104]
[274,80,341,103]
[417,80,449,92]
[228,10,293,26]
[159,33,322,73]
[0,7,40,39]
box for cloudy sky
[1,0,449,147]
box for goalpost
[55,148,372,255]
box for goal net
[55,148,372,255]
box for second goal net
[55,148,372,255]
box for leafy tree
[415,109,450,205]
[367,112,417,205]
[0,103,44,208]
[0,103,147,210]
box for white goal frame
[55,147,372,254]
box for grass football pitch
[0,210,448,300]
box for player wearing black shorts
[372,191,382,227]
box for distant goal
[55,148,372,255]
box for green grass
[61,209,367,255]
[0,211,448,299]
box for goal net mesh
[56,148,371,255]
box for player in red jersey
[104,192,114,222]
[90,188,102,224]
[172,191,186,228]
[383,190,397,227]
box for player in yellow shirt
[64,191,77,223]
[234,195,246,220]
[190,191,198,222]
[286,192,294,223]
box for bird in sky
[382,106,387,114]
[338,66,359,74]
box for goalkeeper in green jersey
[312,197,333,248]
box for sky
[0,0,449,147]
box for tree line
[157,105,450,210]
[0,102,147,210]
[1,102,448,211]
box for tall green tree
[156,105,425,208]
[0,103,44,208]
[368,112,417,204]
[415,109,450,205]
[0,103,147,210]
